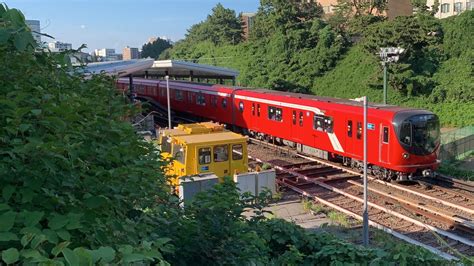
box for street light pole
[165,75,171,129]
[379,47,405,105]
[362,96,369,246]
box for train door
[380,125,390,163]
[291,110,300,141]
[345,119,356,156]
[230,143,244,174]
[212,144,231,177]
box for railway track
[248,138,474,261]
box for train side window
[347,120,352,137]
[268,106,282,121]
[357,122,362,139]
[257,104,260,117]
[196,93,206,106]
[198,147,211,165]
[314,115,332,132]
[213,145,228,162]
[292,111,296,125]
[252,103,255,116]
[383,127,389,143]
[213,96,218,107]
[188,92,193,103]
[239,101,244,112]
[160,87,165,97]
[232,144,243,160]
[299,112,303,126]
[175,90,183,101]
[222,98,227,108]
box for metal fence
[439,126,474,162]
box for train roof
[175,132,247,145]
[235,87,410,111]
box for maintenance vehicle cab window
[172,144,185,164]
[232,144,243,160]
[213,145,228,162]
[198,147,211,164]
[268,106,283,121]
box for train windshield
[399,114,440,155]
[161,137,172,154]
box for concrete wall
[234,170,276,196]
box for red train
[117,78,441,181]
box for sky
[5,0,260,52]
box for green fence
[439,126,474,162]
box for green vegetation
[141,38,172,59]
[0,4,468,265]
[163,1,474,127]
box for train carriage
[117,78,440,181]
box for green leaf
[0,204,10,211]
[122,253,147,263]
[84,195,108,209]
[0,232,18,241]
[73,247,93,266]
[118,245,133,255]
[21,233,34,247]
[52,241,71,256]
[63,248,79,266]
[2,248,19,264]
[48,214,68,230]
[30,234,46,249]
[23,211,44,227]
[91,246,115,263]
[31,109,42,116]
[13,30,33,51]
[0,211,16,232]
[57,229,71,241]
[43,229,59,244]
[2,185,15,202]
[0,29,11,45]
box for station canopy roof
[83,59,239,80]
[138,59,239,80]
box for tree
[141,38,172,59]
[185,3,242,45]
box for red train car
[117,78,440,180]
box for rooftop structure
[26,20,41,44]
[241,12,256,40]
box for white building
[93,48,122,61]
[26,20,41,44]
[427,0,473,18]
[48,41,72,52]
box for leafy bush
[0,5,172,264]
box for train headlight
[403,153,410,159]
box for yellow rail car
[167,131,248,190]
[157,122,225,158]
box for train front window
[398,114,440,155]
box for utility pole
[362,96,369,246]
[383,62,387,105]
[165,75,171,129]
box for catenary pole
[383,62,387,104]
[363,96,369,246]
[166,75,171,129]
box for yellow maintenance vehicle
[162,124,248,191]
[156,122,225,158]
